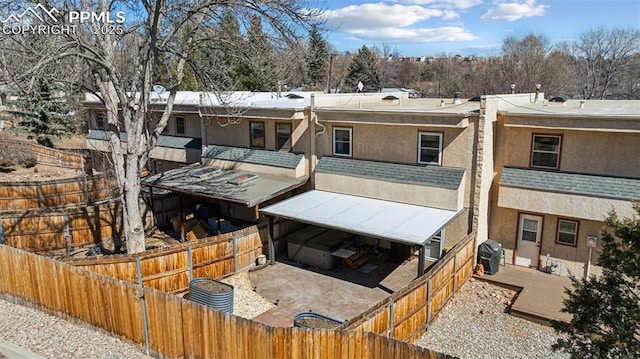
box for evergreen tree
[344,46,381,92]
[553,203,640,358]
[304,25,329,90]
[245,15,279,91]
[14,80,74,147]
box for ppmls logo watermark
[2,4,126,35]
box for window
[418,132,443,165]
[175,116,185,136]
[425,231,444,261]
[531,135,561,169]
[95,112,105,130]
[276,123,292,150]
[557,219,578,246]
[250,122,265,148]
[333,127,352,157]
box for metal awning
[141,163,308,207]
[260,190,461,246]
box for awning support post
[418,245,425,276]
[268,216,275,265]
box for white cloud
[323,3,477,44]
[324,3,448,31]
[396,0,483,10]
[349,26,479,43]
[481,0,548,22]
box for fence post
[82,175,89,204]
[426,278,432,328]
[136,257,150,356]
[37,183,44,208]
[452,251,457,298]
[187,245,193,282]
[388,301,394,338]
[0,215,4,245]
[64,212,71,258]
[232,236,237,273]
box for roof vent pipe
[440,100,445,107]
[579,101,585,109]
[453,92,462,105]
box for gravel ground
[0,297,144,359]
[0,270,273,359]
[220,269,276,319]
[415,279,569,359]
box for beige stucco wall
[204,112,311,154]
[314,172,464,211]
[160,113,201,138]
[443,207,470,249]
[315,121,475,207]
[149,147,187,163]
[488,205,604,278]
[488,96,639,274]
[498,187,636,221]
[496,125,640,177]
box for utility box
[478,240,502,275]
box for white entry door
[515,214,542,268]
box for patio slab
[249,254,421,327]
[476,264,573,324]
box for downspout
[199,92,212,158]
[309,95,326,185]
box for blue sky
[317,0,640,57]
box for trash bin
[477,240,502,275]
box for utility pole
[326,53,337,94]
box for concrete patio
[249,253,424,327]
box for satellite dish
[153,85,166,96]
[357,81,364,92]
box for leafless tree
[500,33,549,93]
[572,27,640,99]
[0,1,320,253]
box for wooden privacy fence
[70,225,264,293]
[0,174,117,211]
[30,142,85,169]
[0,139,85,170]
[0,245,456,358]
[341,232,476,343]
[0,200,120,252]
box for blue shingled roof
[500,167,640,200]
[315,156,465,189]
[202,145,303,169]
[87,130,201,149]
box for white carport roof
[260,190,461,246]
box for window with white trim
[333,127,352,157]
[175,116,186,136]
[531,135,561,169]
[557,219,578,246]
[418,132,442,165]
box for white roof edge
[260,190,462,246]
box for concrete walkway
[0,338,45,359]
[476,264,573,324]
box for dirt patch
[192,279,233,293]
[46,228,182,261]
[0,132,86,181]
